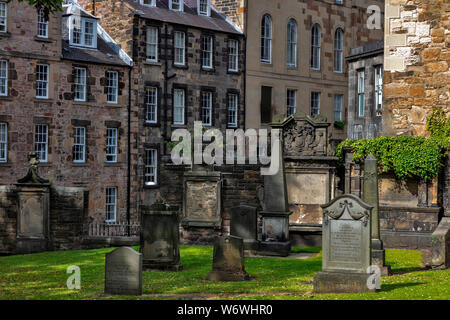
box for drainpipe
[163,24,177,154]
[127,66,132,236]
[243,0,248,129]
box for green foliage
[8,0,64,13]
[426,108,450,146]
[334,121,345,129]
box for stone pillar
[363,154,391,275]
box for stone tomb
[206,235,250,282]
[230,205,259,253]
[104,247,142,296]
[314,194,376,293]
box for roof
[124,0,243,35]
[346,41,384,62]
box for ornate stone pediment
[321,194,373,227]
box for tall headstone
[206,235,250,282]
[259,132,292,256]
[104,247,142,296]
[363,154,391,275]
[141,198,182,271]
[230,205,258,254]
[314,194,376,293]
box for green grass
[0,246,448,300]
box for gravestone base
[258,241,291,257]
[372,249,392,276]
[143,260,183,272]
[313,271,376,293]
[243,239,260,255]
[15,238,48,254]
[206,270,251,282]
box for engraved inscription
[329,220,362,263]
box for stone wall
[0,186,17,254]
[383,0,449,136]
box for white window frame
[173,88,185,125]
[201,35,213,69]
[73,126,86,163]
[334,94,343,121]
[261,14,272,64]
[197,0,211,17]
[0,122,7,163]
[145,149,158,186]
[69,16,97,49]
[287,20,297,67]
[146,26,158,62]
[74,67,86,102]
[0,60,7,96]
[201,91,213,126]
[353,124,363,140]
[105,187,117,222]
[358,69,365,117]
[37,8,48,38]
[287,89,297,117]
[36,64,49,99]
[145,87,158,124]
[334,28,344,73]
[106,128,118,163]
[374,65,383,115]
[227,93,238,128]
[169,0,183,12]
[311,24,321,70]
[228,39,239,72]
[311,92,321,116]
[140,0,156,7]
[174,31,186,66]
[106,70,118,104]
[35,124,48,163]
[0,3,6,33]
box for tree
[8,0,64,13]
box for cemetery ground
[0,246,448,300]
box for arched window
[261,14,272,63]
[287,19,297,67]
[311,24,321,70]
[334,28,344,72]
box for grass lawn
[0,246,448,300]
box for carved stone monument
[314,194,376,293]
[141,198,182,271]
[230,205,259,254]
[15,152,51,254]
[363,154,391,275]
[206,235,251,282]
[104,247,142,296]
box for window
[170,0,183,11]
[261,86,272,123]
[173,88,185,125]
[145,87,157,124]
[174,31,185,66]
[287,20,297,67]
[0,2,6,33]
[334,94,343,121]
[0,60,7,96]
[227,93,238,127]
[287,89,297,117]
[37,8,48,38]
[334,28,344,72]
[357,69,365,117]
[145,149,157,186]
[261,15,272,63]
[228,39,239,72]
[311,24,321,70]
[353,124,363,140]
[140,0,156,7]
[36,64,49,99]
[74,67,86,102]
[105,187,117,222]
[375,65,383,115]
[35,124,48,162]
[198,0,210,16]
[106,128,118,163]
[70,16,96,48]
[201,91,212,126]
[311,92,320,116]
[146,27,158,62]
[335,0,343,5]
[73,126,86,163]
[0,122,6,163]
[106,71,118,104]
[201,36,213,69]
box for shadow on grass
[382,282,425,292]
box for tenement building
[212,0,385,147]
[0,1,137,230]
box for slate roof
[124,0,242,35]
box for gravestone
[363,154,391,275]
[206,235,251,282]
[104,247,142,296]
[230,205,259,254]
[314,194,376,293]
[141,198,182,271]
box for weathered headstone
[141,198,182,271]
[314,194,376,293]
[104,247,142,296]
[230,205,259,253]
[206,235,251,282]
[363,154,391,275]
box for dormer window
[140,0,156,7]
[198,0,210,17]
[170,0,183,12]
[70,16,97,48]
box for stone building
[346,41,384,140]
[0,0,137,230]
[211,0,385,147]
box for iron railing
[84,221,140,237]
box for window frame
[357,69,365,117]
[334,94,343,122]
[37,8,48,38]
[106,127,118,163]
[311,24,321,70]
[227,93,238,128]
[144,148,158,187]
[145,87,158,124]
[311,92,321,116]
[69,16,97,49]
[334,28,344,73]
[0,59,7,96]
[0,2,6,33]
[146,26,159,63]
[73,126,86,163]
[106,70,118,104]
[74,67,87,102]
[201,35,213,70]
[197,0,211,17]
[287,89,297,117]
[173,88,185,125]
[0,122,7,163]
[374,65,383,115]
[173,31,186,66]
[228,39,239,72]
[201,90,213,126]
[140,0,156,7]
[36,64,49,99]
[169,0,183,12]
[287,19,297,68]
[35,124,49,163]
[261,14,272,64]
[105,187,117,223]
